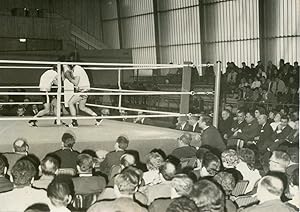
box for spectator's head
[166,196,199,212]
[188,115,199,126]
[269,151,290,172]
[16,105,25,116]
[171,174,193,198]
[47,178,73,208]
[13,138,29,153]
[11,159,37,186]
[120,153,136,168]
[280,115,289,128]
[40,154,59,176]
[114,167,141,197]
[255,107,266,118]
[237,111,245,123]
[146,152,164,171]
[0,154,8,176]
[190,179,225,212]
[257,114,268,125]
[221,109,231,121]
[198,115,213,129]
[257,176,284,203]
[274,112,282,122]
[200,152,221,177]
[177,133,192,147]
[221,149,239,168]
[288,168,299,199]
[225,104,233,113]
[213,172,236,196]
[61,133,75,149]
[25,203,50,212]
[238,148,256,170]
[245,111,255,124]
[114,135,129,151]
[159,162,176,181]
[76,153,93,173]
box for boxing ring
[0,60,222,159]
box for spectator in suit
[175,116,189,131]
[198,115,226,153]
[170,133,196,160]
[228,111,260,148]
[3,137,29,175]
[270,112,282,131]
[88,167,147,212]
[33,154,59,190]
[100,135,129,175]
[72,153,106,195]
[190,179,225,212]
[0,154,13,193]
[241,176,295,212]
[52,132,79,170]
[219,109,234,141]
[47,177,74,212]
[255,114,274,154]
[0,160,49,212]
[187,115,201,132]
[228,110,247,138]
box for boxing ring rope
[0,60,221,126]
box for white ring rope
[0,102,43,105]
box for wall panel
[158,0,198,11]
[102,20,120,49]
[120,0,153,17]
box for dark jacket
[235,119,260,142]
[201,126,226,152]
[256,123,275,152]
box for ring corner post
[56,62,62,125]
[179,61,192,120]
[213,61,222,127]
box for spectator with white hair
[143,151,165,186]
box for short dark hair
[166,196,198,212]
[76,153,93,172]
[41,154,60,176]
[25,203,50,212]
[13,138,29,152]
[116,136,129,150]
[11,159,37,186]
[280,115,289,121]
[61,133,75,148]
[246,110,255,118]
[202,152,221,169]
[190,179,225,211]
[47,177,73,207]
[0,154,8,175]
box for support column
[259,0,265,65]
[116,0,123,49]
[152,0,161,75]
[179,62,192,116]
[213,61,221,127]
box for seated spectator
[25,203,50,212]
[286,168,299,210]
[236,148,261,193]
[240,176,296,212]
[219,109,234,140]
[268,151,290,173]
[33,154,59,190]
[0,154,13,193]
[198,115,226,153]
[221,149,243,182]
[228,111,260,148]
[175,116,189,131]
[214,171,238,212]
[228,110,247,138]
[47,177,73,212]
[251,77,261,89]
[3,137,29,175]
[72,153,106,195]
[139,162,176,205]
[170,133,196,160]
[255,114,274,154]
[108,153,136,186]
[88,167,147,212]
[196,152,221,179]
[166,196,198,212]
[0,159,49,212]
[100,135,129,175]
[187,115,201,132]
[52,132,79,170]
[143,151,165,186]
[270,112,282,131]
[190,179,225,212]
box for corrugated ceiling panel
[121,14,155,48]
[101,0,117,20]
[120,0,153,17]
[159,7,201,45]
[132,47,156,75]
[103,20,120,49]
[158,0,198,11]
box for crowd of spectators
[224,59,299,105]
[0,104,298,212]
